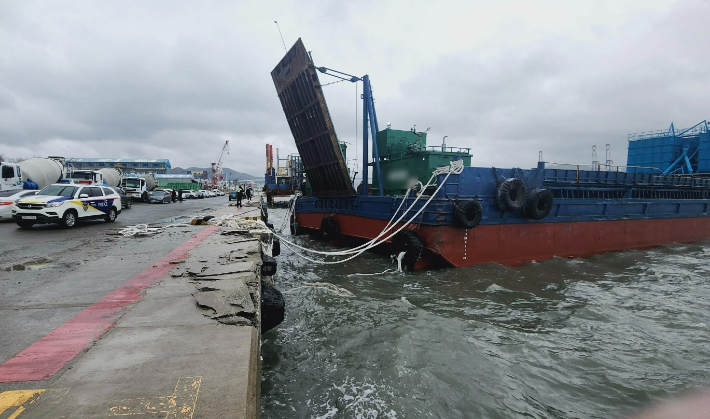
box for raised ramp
[271,38,355,198]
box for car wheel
[61,210,77,228]
[105,207,117,222]
[126,200,132,209]
[17,221,34,229]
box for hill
[172,167,260,180]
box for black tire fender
[272,237,281,257]
[391,230,423,271]
[261,205,269,223]
[261,280,284,334]
[496,178,526,211]
[524,189,554,220]
[454,200,483,229]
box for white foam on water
[400,296,413,306]
[483,284,512,293]
[306,282,356,297]
[306,376,398,418]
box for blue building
[66,158,172,174]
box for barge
[271,39,710,269]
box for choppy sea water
[261,209,710,418]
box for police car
[12,183,121,229]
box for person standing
[246,186,253,202]
[178,189,183,202]
[236,185,244,208]
[171,189,177,203]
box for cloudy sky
[1,0,708,179]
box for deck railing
[542,162,710,188]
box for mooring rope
[272,160,464,268]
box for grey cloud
[1,0,708,179]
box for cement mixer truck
[121,173,157,202]
[0,157,66,191]
[65,167,123,187]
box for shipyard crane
[211,140,229,188]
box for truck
[65,167,123,187]
[121,173,157,202]
[0,157,66,191]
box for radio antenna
[274,21,287,52]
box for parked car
[228,191,237,201]
[110,187,132,209]
[196,190,208,199]
[155,188,177,201]
[148,190,172,204]
[12,184,121,229]
[0,190,39,221]
[180,190,196,199]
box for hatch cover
[271,38,355,198]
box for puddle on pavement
[4,260,81,272]
[158,215,192,224]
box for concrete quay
[0,205,276,418]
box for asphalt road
[0,196,235,389]
[1,196,228,262]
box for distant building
[66,158,172,174]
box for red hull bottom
[296,213,710,268]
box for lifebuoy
[525,189,554,220]
[454,200,483,229]
[496,178,526,211]
[391,230,423,271]
[320,216,339,241]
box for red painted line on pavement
[0,226,219,383]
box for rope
[117,221,197,237]
[273,160,464,265]
[347,268,395,277]
[320,79,348,87]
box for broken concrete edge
[167,224,271,418]
[173,225,283,334]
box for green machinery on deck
[372,128,471,195]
